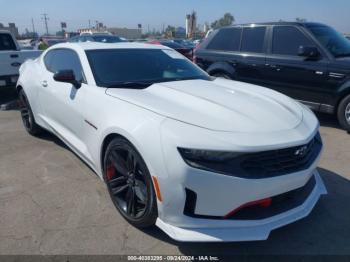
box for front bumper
[156,170,326,242]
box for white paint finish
[17,42,325,242]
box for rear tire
[337,94,350,132]
[18,89,43,136]
[103,137,158,228]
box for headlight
[178,148,241,173]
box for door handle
[11,62,21,67]
[42,81,48,87]
[10,54,19,58]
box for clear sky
[0,0,349,34]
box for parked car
[148,39,193,60]
[193,39,203,46]
[17,39,36,50]
[69,33,125,43]
[17,42,326,242]
[0,30,42,88]
[171,39,195,49]
[194,22,350,131]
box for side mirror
[53,70,81,89]
[298,46,320,59]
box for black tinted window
[0,33,17,51]
[207,28,242,51]
[86,49,210,87]
[49,49,84,82]
[272,26,312,56]
[44,51,55,71]
[241,27,266,53]
[307,24,350,58]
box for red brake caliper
[106,165,115,181]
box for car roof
[49,42,172,51]
[221,21,327,28]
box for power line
[41,13,49,35]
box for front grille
[184,175,317,220]
[184,132,322,179]
[239,132,322,178]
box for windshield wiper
[107,81,153,89]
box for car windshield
[86,48,211,88]
[307,24,350,58]
[92,35,123,43]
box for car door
[234,26,268,85]
[39,48,88,153]
[264,25,330,109]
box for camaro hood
[106,78,303,133]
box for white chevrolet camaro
[17,42,327,242]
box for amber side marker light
[152,176,163,202]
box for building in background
[78,24,141,40]
[0,23,19,38]
[185,11,197,38]
[203,23,210,34]
[106,27,142,40]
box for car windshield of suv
[307,24,350,58]
[86,48,210,88]
[92,35,123,43]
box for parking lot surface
[1,90,350,255]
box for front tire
[337,94,350,132]
[18,89,43,136]
[103,137,158,228]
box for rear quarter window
[206,28,242,51]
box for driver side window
[48,49,85,83]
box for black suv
[194,22,350,131]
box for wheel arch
[206,61,236,79]
[334,81,350,112]
[100,133,126,177]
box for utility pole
[41,13,49,35]
[31,18,36,38]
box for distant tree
[165,25,176,38]
[211,13,235,29]
[296,17,307,22]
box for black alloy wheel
[18,89,42,136]
[104,138,158,227]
